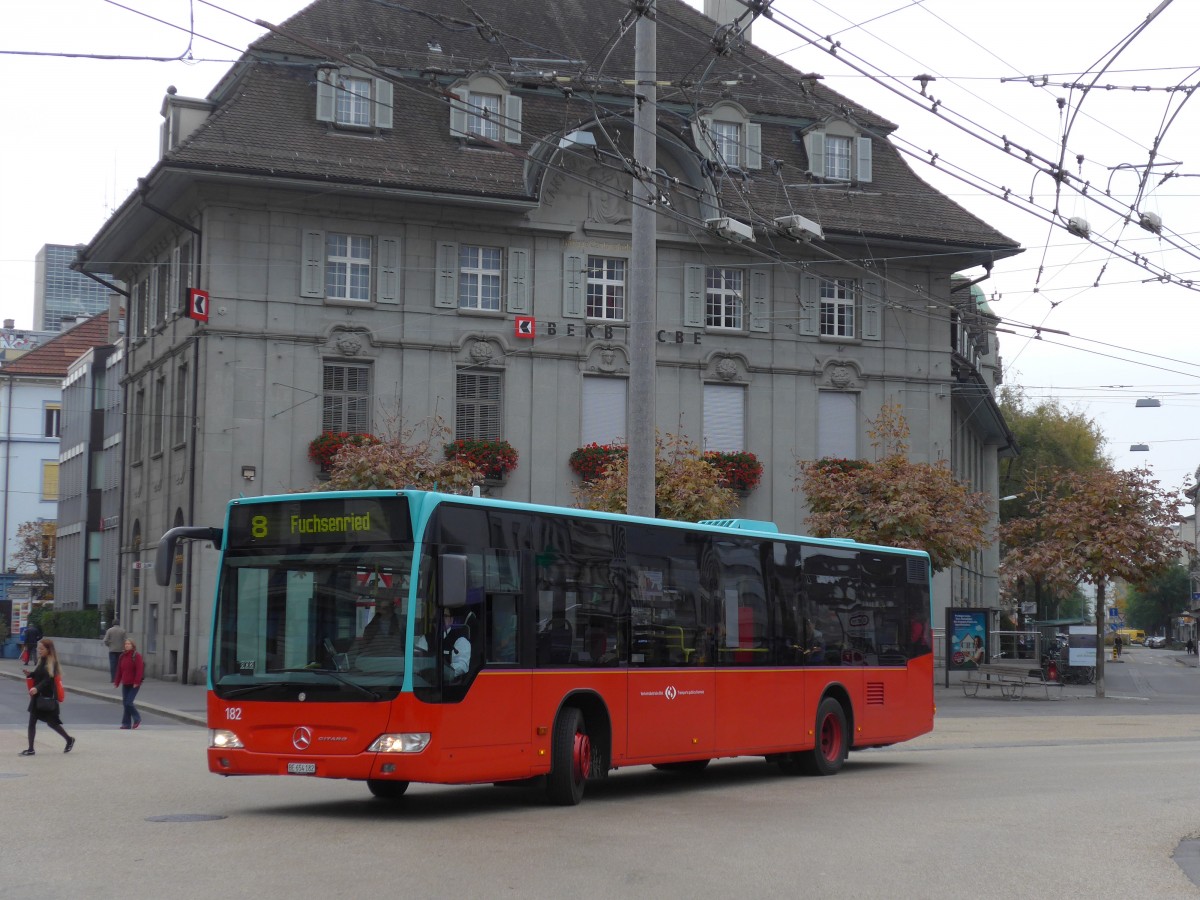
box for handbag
[55,673,66,703]
[19,647,29,664]
[35,695,57,713]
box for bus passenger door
[627,626,715,762]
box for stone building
[76,0,1019,680]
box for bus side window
[487,594,518,663]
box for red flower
[703,450,763,492]
[444,439,519,480]
[308,431,380,469]
[569,443,628,482]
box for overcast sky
[2,0,1196,497]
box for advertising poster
[1068,625,1097,667]
[946,608,988,670]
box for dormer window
[692,101,761,170]
[316,62,393,130]
[802,120,872,183]
[450,74,522,144]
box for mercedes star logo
[292,726,313,751]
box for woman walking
[20,638,75,755]
[114,638,145,729]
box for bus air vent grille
[866,682,885,706]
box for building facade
[33,244,120,333]
[77,0,1020,681]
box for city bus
[156,490,935,805]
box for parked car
[1144,635,1167,648]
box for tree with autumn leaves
[795,403,990,572]
[318,418,485,494]
[1000,464,1187,696]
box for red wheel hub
[819,714,843,761]
[573,731,592,782]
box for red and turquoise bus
[157,490,934,805]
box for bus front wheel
[367,779,410,799]
[546,707,590,806]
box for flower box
[569,443,628,482]
[308,431,381,470]
[444,439,519,481]
[703,450,763,492]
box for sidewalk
[2,656,206,727]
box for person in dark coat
[22,622,42,665]
[20,638,75,756]
[114,638,145,729]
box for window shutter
[507,248,529,313]
[503,94,522,144]
[301,230,325,298]
[562,251,585,318]
[748,268,770,332]
[703,384,745,452]
[798,273,819,335]
[857,136,873,183]
[435,241,459,308]
[581,377,628,446]
[170,246,180,319]
[862,278,882,341]
[316,69,336,123]
[817,391,857,460]
[745,122,762,170]
[683,264,705,328]
[691,116,715,161]
[804,131,826,177]
[378,236,401,304]
[375,78,394,129]
[449,92,468,138]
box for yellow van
[1117,628,1145,645]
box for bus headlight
[210,729,244,749]
[368,733,430,753]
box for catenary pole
[627,1,657,517]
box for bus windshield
[211,495,423,701]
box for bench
[962,662,1063,701]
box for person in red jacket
[114,638,145,729]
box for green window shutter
[862,279,882,341]
[435,242,459,308]
[375,78,394,130]
[507,248,529,313]
[378,236,401,304]
[804,131,825,178]
[748,268,770,332]
[798,273,819,335]
[857,136,873,183]
[562,252,585,319]
[449,92,468,138]
[301,230,325,298]
[683,264,705,327]
[503,94,522,144]
[316,70,335,123]
[745,123,762,170]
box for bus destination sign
[226,497,411,550]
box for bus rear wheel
[804,697,848,776]
[367,779,410,799]
[546,707,590,806]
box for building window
[456,371,502,441]
[818,391,857,459]
[325,234,372,302]
[459,245,503,311]
[586,256,625,321]
[151,374,166,455]
[173,365,188,446]
[130,522,141,606]
[692,102,761,170]
[153,259,169,326]
[581,378,627,446]
[704,384,745,452]
[40,522,56,560]
[803,126,873,183]
[43,404,61,438]
[316,65,393,130]
[449,74,522,144]
[820,278,857,338]
[41,462,59,501]
[134,278,149,339]
[130,387,145,464]
[706,267,744,330]
[322,363,371,434]
[826,136,852,181]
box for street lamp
[1130,443,1150,452]
[1135,398,1161,408]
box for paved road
[2,646,1198,899]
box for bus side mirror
[153,526,223,586]
[440,554,468,608]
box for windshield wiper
[275,667,381,700]
[222,681,290,698]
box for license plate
[287,762,317,775]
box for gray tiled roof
[159,0,1016,251]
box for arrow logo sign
[514,315,535,339]
[187,288,210,323]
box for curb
[0,668,206,728]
